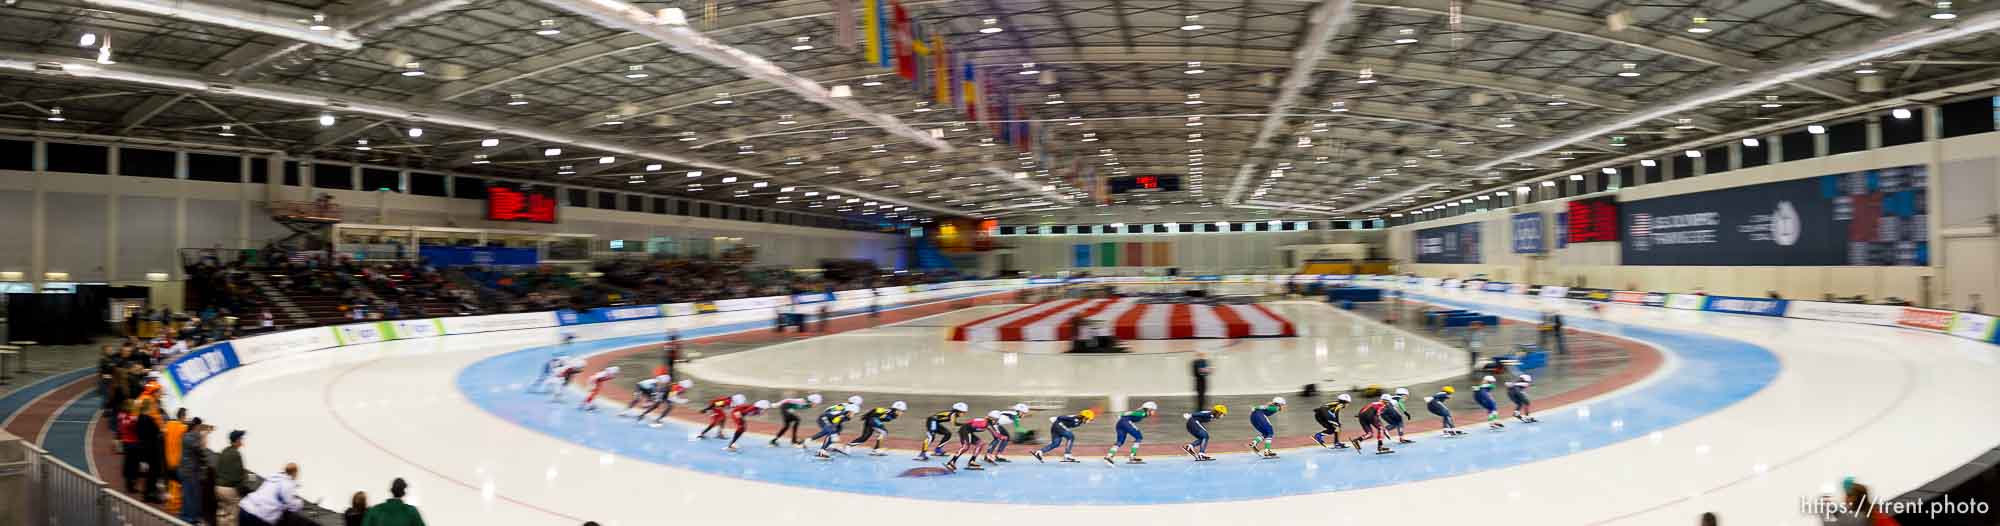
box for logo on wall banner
[166,343,240,395]
[1701,296,1788,317]
[1539,286,1569,298]
[1786,301,1902,326]
[1664,294,1708,310]
[1948,312,1999,341]
[1511,213,1545,254]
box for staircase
[242,273,316,329]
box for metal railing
[15,442,191,526]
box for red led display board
[1566,196,1619,243]
[486,184,559,223]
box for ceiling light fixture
[1184,61,1204,74]
[1854,63,1878,75]
[1616,63,1640,77]
[979,18,1003,34]
[1393,28,1418,44]
[1641,159,1657,167]
[624,64,649,79]
[1684,150,1702,158]
[480,138,499,147]
[543,148,562,156]
[1741,137,1760,147]
[506,93,528,106]
[354,139,370,151]
[1686,16,1712,34]
[308,13,331,31]
[79,32,98,47]
[1891,108,1913,119]
[712,93,734,105]
[1807,124,1827,134]
[535,19,560,36]
[1356,67,1377,84]
[319,113,336,127]
[217,125,235,137]
[406,127,423,138]
[1932,1,1957,19]
[1179,15,1203,31]
[790,36,814,51]
[401,62,425,77]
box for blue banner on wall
[1512,212,1545,254]
[419,246,541,267]
[1701,296,1790,317]
[166,342,240,395]
[1415,222,1482,264]
[1622,165,1928,266]
[1556,212,1568,249]
[557,305,664,326]
[1072,244,1091,267]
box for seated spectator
[239,463,305,526]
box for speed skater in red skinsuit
[697,394,738,439]
[725,399,771,451]
[578,366,620,411]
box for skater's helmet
[1212,405,1228,416]
[1012,403,1030,413]
[753,400,772,410]
[891,400,908,411]
[1442,386,1456,394]
[1519,374,1533,382]
[806,393,824,405]
[1337,394,1352,402]
[1270,397,1286,406]
[677,379,693,388]
[1482,375,1497,383]
[604,366,620,375]
[848,395,864,406]
[1379,394,1394,401]
[1394,387,1410,396]
[951,402,969,412]
[1078,409,1097,421]
[1141,401,1159,411]
[730,394,747,406]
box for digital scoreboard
[486,183,559,223]
[1566,196,1619,243]
[1108,175,1182,194]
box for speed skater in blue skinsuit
[1182,405,1227,461]
[1245,397,1286,458]
[1032,410,1096,463]
[1105,401,1158,465]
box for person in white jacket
[238,463,304,526]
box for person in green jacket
[362,478,424,526]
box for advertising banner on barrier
[712,296,787,313]
[1539,286,1569,298]
[229,327,339,365]
[394,319,445,340]
[333,322,395,346]
[663,303,698,317]
[1483,282,1511,292]
[1786,301,1902,326]
[1443,279,1463,289]
[1665,294,1708,310]
[1948,312,1998,341]
[1027,277,1069,284]
[1622,165,1929,266]
[1510,283,1531,295]
[792,292,836,304]
[440,311,559,334]
[165,342,240,395]
[1512,212,1546,254]
[1610,291,1650,304]
[559,305,667,326]
[1416,222,1483,264]
[1702,296,1789,317]
[1896,307,1957,333]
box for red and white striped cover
[952,301,1297,341]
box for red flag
[891,1,916,80]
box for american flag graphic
[1629,213,1652,250]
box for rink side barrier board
[161,279,1039,405]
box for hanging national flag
[996,92,1013,145]
[862,0,884,67]
[832,0,857,51]
[960,59,979,122]
[909,22,931,98]
[890,1,916,80]
[931,32,951,105]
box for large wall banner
[1511,212,1545,254]
[1415,222,1482,264]
[1621,165,1928,266]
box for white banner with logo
[1948,312,1998,341]
[440,311,560,335]
[393,319,445,340]
[663,303,698,317]
[1664,294,1707,310]
[229,327,340,365]
[334,322,392,346]
[1538,286,1569,298]
[1784,301,1902,327]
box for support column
[29,140,46,293]
[107,145,122,176]
[175,150,189,179]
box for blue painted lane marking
[452,289,1778,504]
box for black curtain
[6,293,97,344]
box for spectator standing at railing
[179,419,212,525]
[342,492,368,526]
[163,409,189,513]
[240,463,305,526]
[361,478,426,526]
[215,431,249,526]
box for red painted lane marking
[1210,303,1251,338]
[1247,303,1297,336]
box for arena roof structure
[2,0,1998,223]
